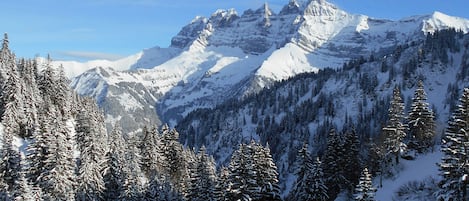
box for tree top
[2,33,8,50]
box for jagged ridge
[65,0,469,133]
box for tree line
[0,33,284,200]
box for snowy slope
[422,11,469,34]
[176,30,469,198]
[49,46,181,78]
[65,0,469,132]
[375,150,442,200]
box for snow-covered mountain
[65,0,469,132]
[176,29,469,197]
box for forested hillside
[0,22,468,201]
[177,29,469,199]
[0,33,283,200]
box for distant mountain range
[54,0,469,133]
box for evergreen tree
[76,108,106,201]
[0,92,22,193]
[343,129,362,190]
[252,142,281,201]
[145,176,163,201]
[0,174,10,201]
[288,143,313,201]
[145,176,184,201]
[19,59,41,138]
[186,146,217,201]
[289,145,328,201]
[353,168,376,201]
[160,125,187,193]
[322,129,346,199]
[183,148,197,197]
[408,80,435,152]
[54,65,70,117]
[0,125,21,194]
[140,126,161,178]
[367,139,385,187]
[40,109,76,200]
[103,124,126,200]
[309,157,329,201]
[25,107,51,190]
[227,141,281,201]
[0,33,15,116]
[14,170,34,201]
[37,55,56,109]
[382,86,406,165]
[122,134,143,200]
[438,88,469,200]
[214,167,229,201]
[227,143,257,201]
[2,62,25,138]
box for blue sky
[1,0,468,61]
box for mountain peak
[422,11,469,34]
[303,0,342,16]
[280,0,301,15]
[170,16,208,48]
[259,2,273,27]
[209,9,239,28]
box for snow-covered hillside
[63,0,469,133]
[48,46,181,78]
[375,150,442,200]
[176,29,469,198]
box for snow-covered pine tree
[37,55,56,109]
[76,107,106,201]
[160,125,188,193]
[0,33,16,116]
[54,65,71,117]
[289,144,329,201]
[14,169,35,201]
[122,133,144,200]
[103,124,126,200]
[0,173,11,200]
[287,143,312,201]
[227,143,257,201]
[145,176,163,201]
[252,142,281,201]
[0,74,22,193]
[19,59,41,138]
[140,125,162,178]
[2,59,25,138]
[26,108,52,190]
[181,147,197,197]
[0,32,11,62]
[186,146,217,201]
[214,166,229,201]
[322,128,347,199]
[309,157,329,201]
[438,88,469,200]
[40,108,76,200]
[226,141,281,201]
[343,129,362,190]
[382,86,406,165]
[408,80,435,152]
[353,168,376,201]
[0,118,21,193]
[145,176,184,201]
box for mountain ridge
[176,29,469,196]
[60,0,469,132]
